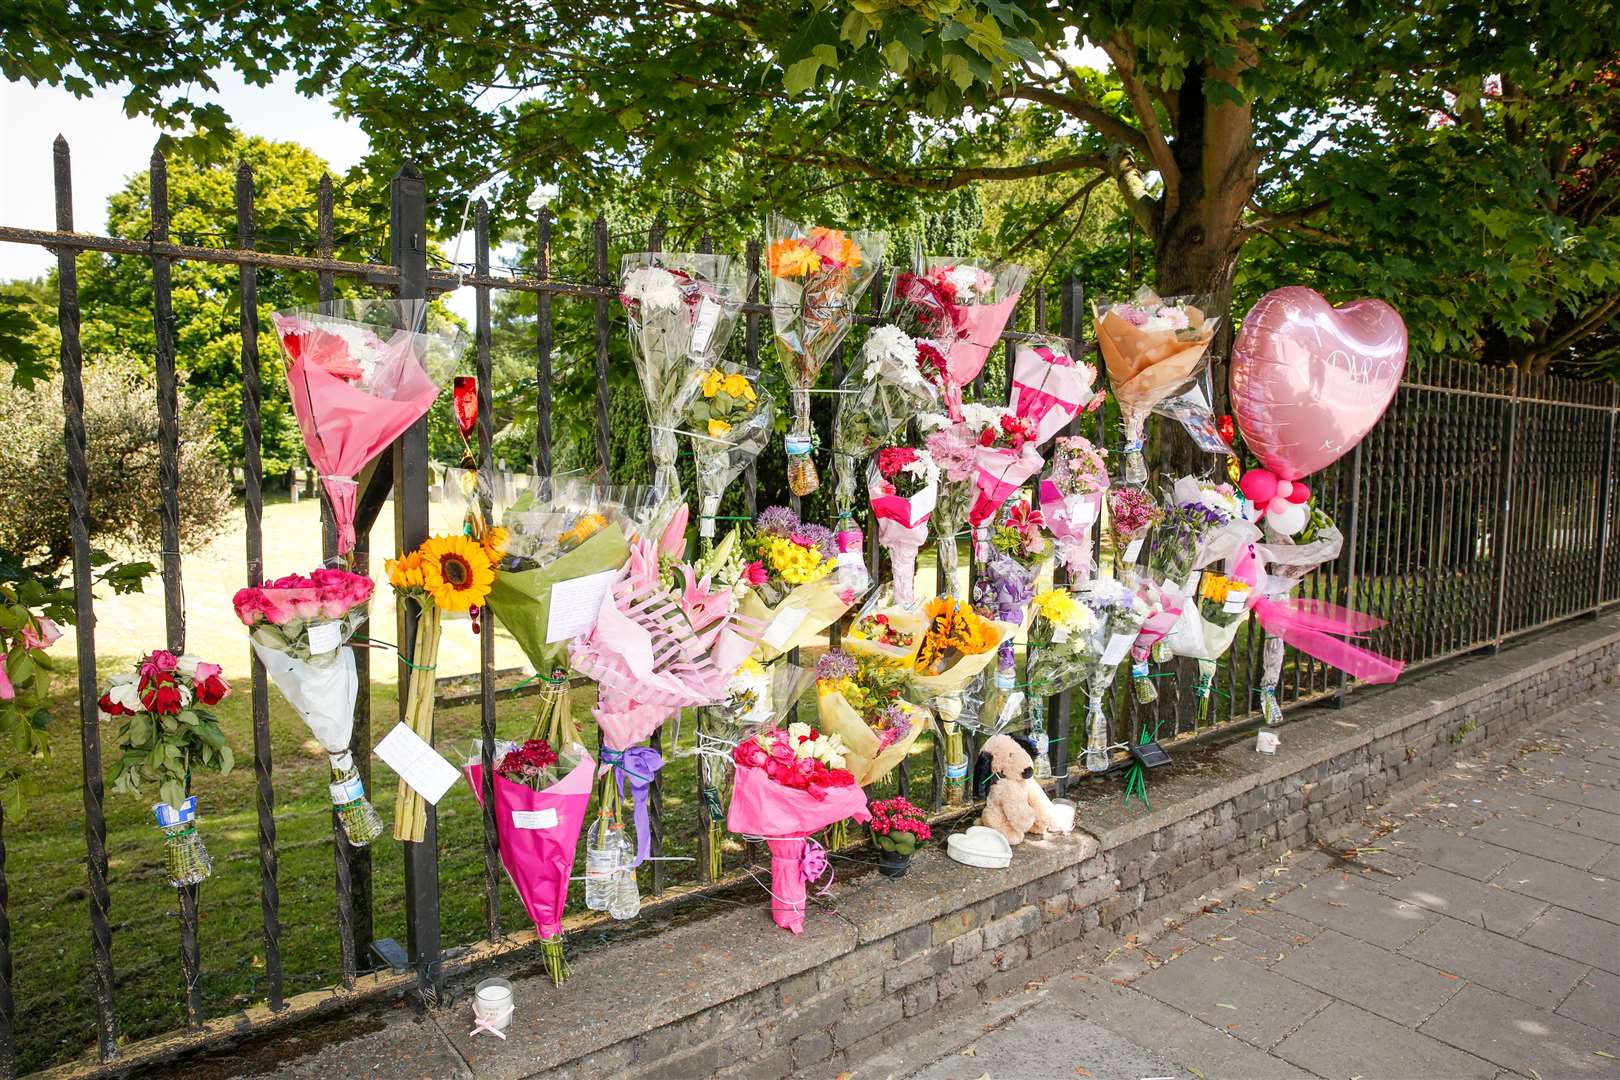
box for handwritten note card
[374,723,461,806]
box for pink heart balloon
[1229,287,1407,481]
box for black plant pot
[878,848,912,879]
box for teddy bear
[973,734,1065,845]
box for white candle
[473,980,513,1032]
[1048,800,1076,834]
[1256,731,1280,755]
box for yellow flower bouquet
[685,364,774,548]
[814,650,932,787]
[737,505,855,662]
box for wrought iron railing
[0,140,1614,1075]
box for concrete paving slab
[1384,862,1549,936]
[1506,775,1620,814]
[1132,947,1331,1051]
[1518,905,1620,974]
[1491,853,1620,925]
[1399,916,1589,1011]
[1271,875,1437,949]
[1468,815,1616,870]
[1566,807,1620,845]
[1272,1001,1498,1080]
[1272,928,1462,1026]
[1419,982,1620,1078]
[906,1000,1193,1080]
[1386,826,1521,881]
[1052,976,1320,1080]
[1557,968,1620,1036]
[1514,752,1620,788]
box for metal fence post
[390,163,442,1002]
[1335,440,1364,705]
[1595,385,1617,612]
[1489,368,1521,650]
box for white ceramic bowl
[948,826,1013,869]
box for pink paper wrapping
[1039,480,1105,582]
[968,443,1045,526]
[727,763,869,933]
[1009,348,1091,447]
[870,465,937,608]
[1132,594,1185,662]
[275,321,440,554]
[942,294,1021,420]
[465,754,594,939]
[1251,597,1405,685]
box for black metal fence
[1,142,1616,1075]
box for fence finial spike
[53,133,69,152]
[398,160,423,181]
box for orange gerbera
[767,238,821,278]
[419,534,495,613]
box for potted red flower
[868,796,932,878]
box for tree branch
[1107,146,1162,236]
[997,84,1151,156]
[756,148,1109,191]
[1536,290,1620,360]
[1101,37,1181,216]
[1234,199,1334,243]
[1007,172,1108,256]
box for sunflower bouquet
[386,532,496,842]
[686,364,773,548]
[737,505,856,661]
[814,650,932,788]
[766,215,883,495]
[620,252,745,505]
[911,596,1011,803]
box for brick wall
[502,618,1620,1080]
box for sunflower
[419,534,495,613]
[386,551,426,590]
[480,526,510,563]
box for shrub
[0,356,234,568]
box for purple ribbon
[801,838,834,897]
[603,745,663,869]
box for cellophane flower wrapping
[893,258,1029,419]
[959,405,1046,530]
[621,253,745,506]
[814,649,932,786]
[1008,335,1101,447]
[466,745,593,984]
[1106,485,1162,585]
[1040,437,1109,582]
[766,216,883,495]
[1092,289,1220,484]
[1146,478,1243,590]
[685,363,773,546]
[237,569,384,845]
[727,728,869,933]
[478,475,661,749]
[921,412,980,597]
[737,505,857,661]
[1073,579,1150,772]
[1128,579,1185,704]
[697,661,814,879]
[1025,587,1102,697]
[272,300,458,553]
[832,327,938,516]
[929,673,989,803]
[867,448,938,608]
[844,592,928,667]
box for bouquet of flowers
[815,650,932,787]
[387,532,497,842]
[727,722,868,933]
[868,446,939,608]
[972,498,1051,684]
[1093,289,1220,484]
[234,567,384,845]
[967,406,1046,530]
[272,300,456,554]
[737,505,857,661]
[100,651,232,886]
[920,412,981,596]
[1040,437,1109,582]
[1105,486,1161,585]
[621,253,745,505]
[844,594,928,666]
[465,738,594,983]
[1008,336,1103,448]
[1127,579,1185,704]
[766,216,882,495]
[570,506,762,918]
[1168,567,1256,721]
[696,660,815,880]
[892,258,1029,419]
[832,326,938,515]
[1026,588,1102,697]
[686,363,773,547]
[869,796,932,876]
[1073,580,1150,773]
[912,597,1011,803]
[1146,479,1242,590]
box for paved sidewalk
[857,691,1620,1080]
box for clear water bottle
[608,832,641,920]
[584,817,621,911]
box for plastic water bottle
[608,832,641,920]
[584,818,620,911]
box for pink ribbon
[1250,597,1405,684]
[801,837,834,897]
[470,1004,512,1040]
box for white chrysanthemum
[945,264,982,302]
[901,449,940,490]
[958,402,1003,431]
[864,325,915,372]
[623,266,683,311]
